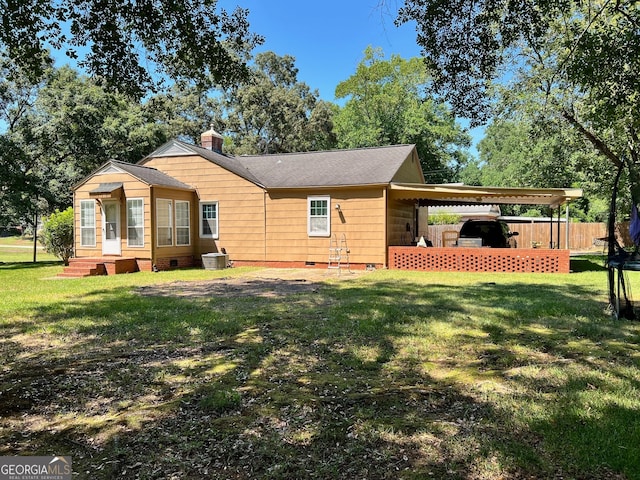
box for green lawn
[1,253,639,479]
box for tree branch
[561,108,622,168]
[627,125,640,165]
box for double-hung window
[308,196,330,237]
[175,201,190,246]
[200,201,218,239]
[126,199,144,247]
[80,200,96,247]
[156,199,173,247]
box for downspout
[150,186,156,270]
[383,187,388,268]
[73,190,77,259]
[264,189,268,262]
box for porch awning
[89,182,123,198]
[389,183,582,209]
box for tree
[146,83,224,145]
[333,47,471,183]
[474,118,611,219]
[219,51,336,155]
[32,66,168,175]
[395,1,640,182]
[0,59,168,238]
[41,207,74,265]
[0,54,53,235]
[0,0,263,99]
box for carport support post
[565,204,570,249]
[549,210,554,248]
[557,207,561,249]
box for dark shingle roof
[111,160,193,190]
[237,145,417,188]
[146,141,417,189]
[89,182,123,194]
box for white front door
[102,201,121,255]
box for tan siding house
[69,128,425,274]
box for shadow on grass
[1,273,639,478]
[571,255,607,273]
[0,260,62,270]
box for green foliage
[333,47,471,182]
[146,83,223,145]
[40,207,74,265]
[218,51,337,154]
[472,118,617,219]
[428,212,461,225]
[0,58,169,228]
[396,0,640,128]
[521,209,542,218]
[397,0,640,221]
[0,0,263,99]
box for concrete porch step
[58,257,138,277]
[58,259,107,278]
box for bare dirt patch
[136,267,370,299]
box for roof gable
[149,141,200,158]
[141,140,264,187]
[96,164,125,175]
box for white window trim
[156,198,173,247]
[175,200,191,246]
[126,198,145,248]
[80,199,96,247]
[199,201,219,239]
[307,195,331,237]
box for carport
[387,183,583,273]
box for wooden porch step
[57,270,93,278]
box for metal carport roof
[389,183,583,208]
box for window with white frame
[175,200,190,246]
[80,200,96,247]
[156,199,173,247]
[200,201,218,238]
[308,196,330,236]
[126,198,144,247]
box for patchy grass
[1,258,640,479]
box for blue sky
[219,0,483,155]
[45,0,483,155]
[218,0,422,101]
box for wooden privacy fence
[423,222,608,250]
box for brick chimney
[201,125,224,153]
